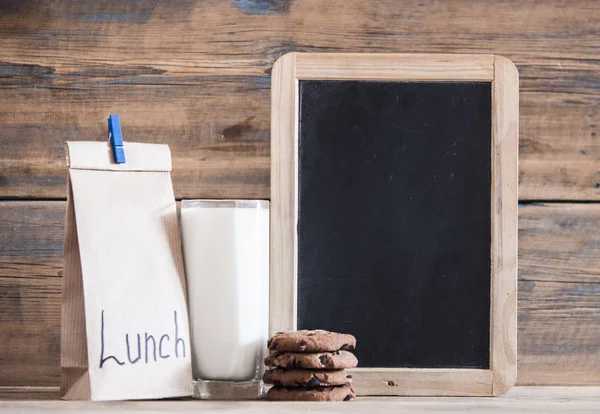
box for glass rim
[181,199,269,209]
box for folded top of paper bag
[67,141,172,172]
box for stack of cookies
[264,330,358,401]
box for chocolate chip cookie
[266,384,356,401]
[264,368,352,387]
[265,350,358,370]
[268,330,356,352]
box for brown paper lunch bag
[60,141,193,400]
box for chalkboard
[297,80,492,369]
[270,53,518,396]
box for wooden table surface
[1,0,599,392]
[0,387,599,413]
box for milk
[180,200,269,382]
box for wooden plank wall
[0,0,598,390]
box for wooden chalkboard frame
[270,53,518,396]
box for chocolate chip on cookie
[265,350,358,370]
[263,368,352,387]
[266,384,356,402]
[268,330,356,352]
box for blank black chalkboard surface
[270,54,518,396]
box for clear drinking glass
[180,200,269,399]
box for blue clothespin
[108,114,125,164]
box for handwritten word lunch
[99,310,187,368]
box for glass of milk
[180,199,269,399]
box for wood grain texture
[0,202,63,387]
[2,202,598,388]
[0,78,271,200]
[0,387,59,401]
[295,53,495,80]
[349,368,493,396]
[490,55,519,395]
[269,53,297,336]
[0,0,599,200]
[0,387,599,410]
[518,203,600,385]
